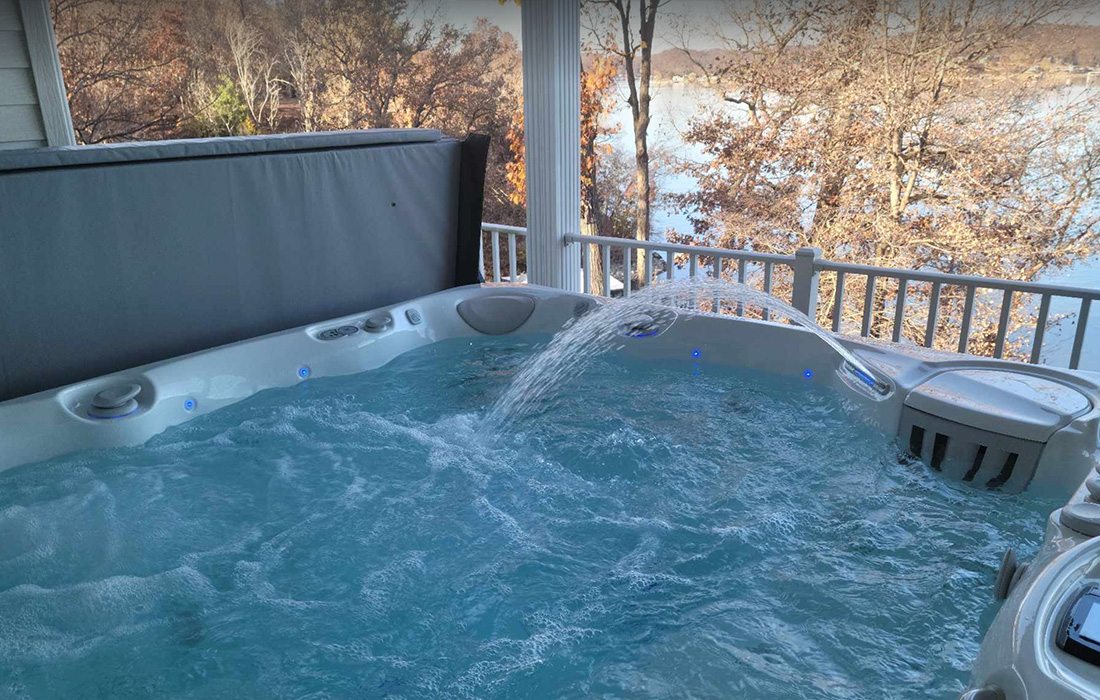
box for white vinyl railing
[479,224,1098,370]
[479,223,528,284]
[815,257,1097,369]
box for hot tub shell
[0,283,1097,699]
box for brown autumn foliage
[52,0,189,143]
[673,0,1100,359]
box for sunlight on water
[0,338,1056,699]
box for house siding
[0,1,45,149]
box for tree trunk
[583,219,605,296]
[633,129,651,287]
[632,2,656,288]
[609,0,658,289]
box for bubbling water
[488,277,887,424]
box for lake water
[605,83,1100,370]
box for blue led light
[298,366,311,379]
[691,348,702,358]
[803,369,814,379]
[853,368,877,387]
[183,398,196,412]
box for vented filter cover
[901,369,1092,493]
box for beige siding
[0,0,44,148]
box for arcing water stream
[488,277,887,424]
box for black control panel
[1057,585,1100,666]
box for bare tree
[226,17,282,132]
[51,0,189,143]
[284,36,319,132]
[673,0,1099,358]
[587,0,671,287]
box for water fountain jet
[488,277,890,424]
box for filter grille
[900,406,1044,493]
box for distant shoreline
[647,71,1099,90]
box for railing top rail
[564,232,795,266]
[818,259,1100,300]
[485,223,1099,301]
[481,223,528,235]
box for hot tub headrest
[0,129,489,401]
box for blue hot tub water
[0,337,1058,699]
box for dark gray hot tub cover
[0,129,487,401]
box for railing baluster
[666,250,674,281]
[892,278,908,343]
[832,271,845,332]
[478,228,486,280]
[688,254,699,310]
[994,290,1013,358]
[508,233,517,281]
[736,259,746,316]
[491,230,501,283]
[924,282,941,348]
[763,262,774,322]
[581,242,591,295]
[1071,298,1091,370]
[645,249,653,285]
[861,275,877,337]
[602,244,611,298]
[712,257,723,313]
[623,247,632,298]
[958,286,977,353]
[1030,294,1052,364]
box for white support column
[20,0,75,146]
[520,0,581,291]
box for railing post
[792,247,821,319]
[520,0,581,291]
[477,227,485,281]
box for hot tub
[0,284,1097,698]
